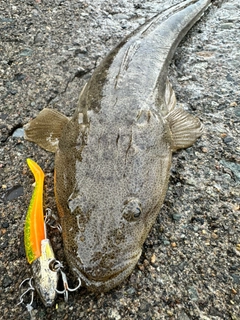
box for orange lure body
[24,158,45,264]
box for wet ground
[0,0,240,319]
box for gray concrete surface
[0,0,239,319]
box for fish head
[55,111,172,292]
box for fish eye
[134,207,141,218]
[122,198,142,222]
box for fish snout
[67,249,142,292]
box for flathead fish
[24,0,211,292]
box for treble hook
[17,277,35,315]
[53,262,81,302]
[45,208,62,233]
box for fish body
[25,159,58,306]
[24,0,210,292]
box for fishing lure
[23,158,59,307]
[19,159,80,310]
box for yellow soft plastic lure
[24,158,58,307]
[24,158,45,263]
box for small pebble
[223,136,234,144]
[2,222,9,228]
[150,253,156,264]
[211,233,218,239]
[12,127,24,138]
[231,288,237,294]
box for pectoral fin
[24,108,69,153]
[166,108,203,151]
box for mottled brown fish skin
[25,0,211,292]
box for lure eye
[122,198,142,222]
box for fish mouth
[66,250,142,292]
